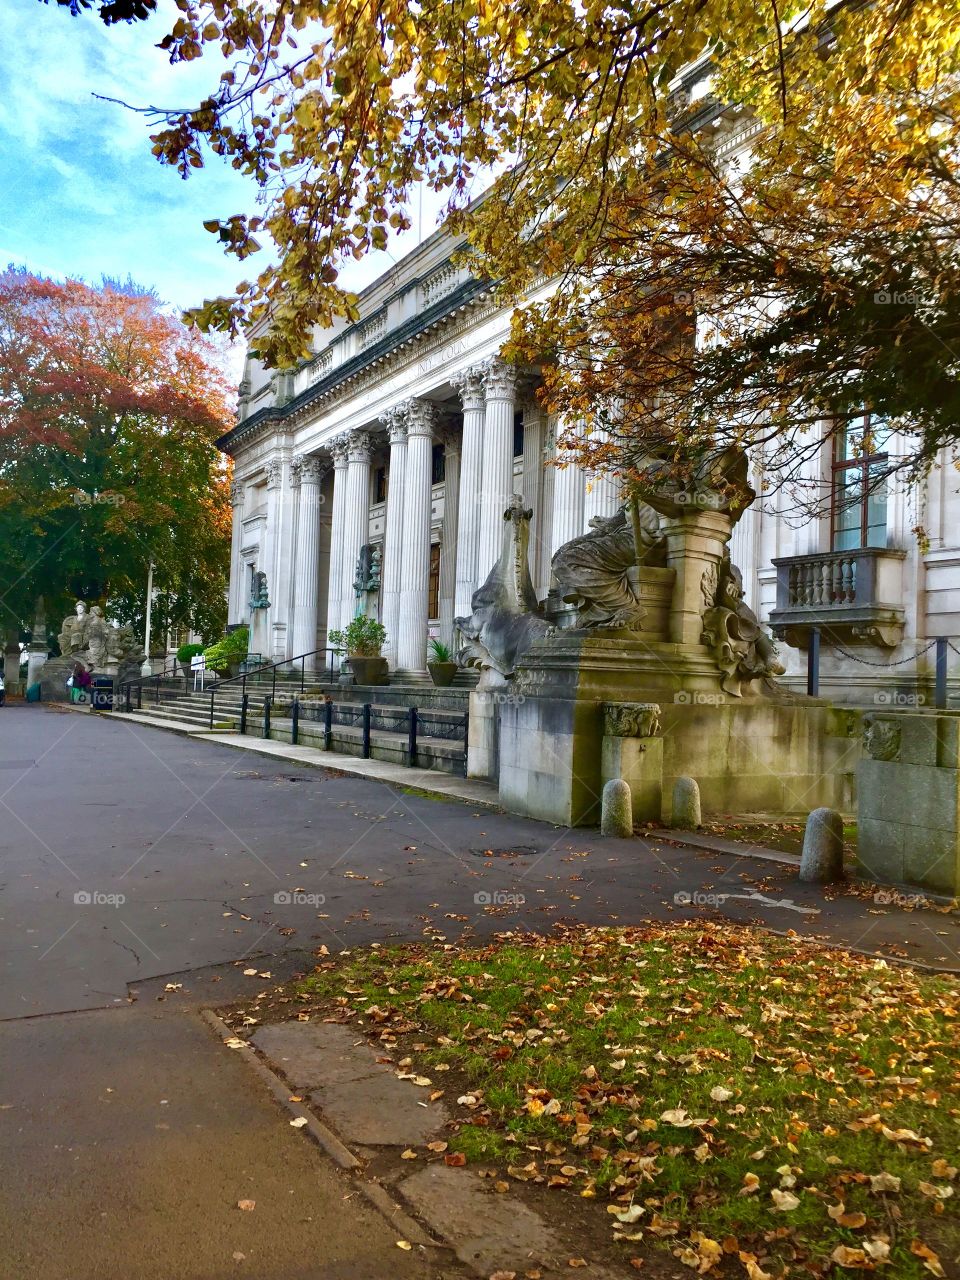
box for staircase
[123,671,473,775]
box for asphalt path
[0,704,957,1278]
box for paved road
[1,705,957,1278]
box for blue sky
[0,0,453,335]
[0,0,264,312]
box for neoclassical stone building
[220,222,960,704]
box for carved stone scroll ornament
[551,503,665,630]
[700,554,786,697]
[602,702,662,739]
[455,495,553,683]
[862,714,902,762]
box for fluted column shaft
[583,426,621,527]
[291,455,325,667]
[438,429,461,648]
[324,438,350,663]
[339,431,373,631]
[229,479,244,624]
[453,368,485,621]
[380,411,407,667]
[550,421,585,554]
[397,400,437,673]
[477,357,518,582]
[520,402,546,598]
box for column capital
[401,398,439,438]
[265,457,284,490]
[483,355,518,401]
[229,478,244,507]
[346,429,373,463]
[452,366,486,411]
[294,453,327,485]
[328,431,351,466]
[380,405,407,446]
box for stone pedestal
[857,712,960,895]
[600,703,664,822]
[492,629,859,827]
[467,687,500,780]
[659,509,733,646]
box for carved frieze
[602,702,663,739]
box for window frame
[829,413,890,552]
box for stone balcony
[768,547,907,648]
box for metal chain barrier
[823,637,939,668]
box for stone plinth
[857,712,960,896]
[600,702,663,822]
[492,630,860,826]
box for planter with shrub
[427,638,458,687]
[202,626,250,678]
[329,616,388,686]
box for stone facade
[221,219,960,701]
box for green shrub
[176,641,205,664]
[203,626,249,673]
[428,638,453,663]
[328,615,386,657]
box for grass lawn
[297,922,958,1278]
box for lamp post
[141,562,154,677]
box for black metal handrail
[207,647,339,728]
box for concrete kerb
[198,1008,441,1254]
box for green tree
[0,268,234,648]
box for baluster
[848,557,858,603]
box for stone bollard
[671,776,701,829]
[601,778,633,837]
[799,807,845,883]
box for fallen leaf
[710,1086,733,1102]
[444,1151,467,1167]
[289,1117,308,1129]
[910,1241,945,1277]
[830,1246,870,1269]
[396,1240,412,1251]
[770,1188,800,1211]
[237,1199,255,1212]
[400,1149,418,1160]
[869,1172,901,1193]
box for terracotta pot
[349,655,388,686]
[428,661,458,687]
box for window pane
[833,465,864,550]
[865,462,887,547]
[428,544,441,619]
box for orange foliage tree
[0,268,234,649]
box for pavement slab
[253,1022,449,1146]
[398,1163,558,1276]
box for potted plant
[202,625,249,678]
[176,641,204,680]
[427,638,458,687]
[329,616,388,686]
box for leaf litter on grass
[251,921,957,1277]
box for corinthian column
[229,478,244,624]
[324,435,350,663]
[453,367,485,621]
[380,409,407,667]
[396,399,437,674]
[339,430,373,632]
[477,356,518,581]
[550,420,585,554]
[437,425,461,648]
[291,454,326,667]
[582,422,621,526]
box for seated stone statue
[701,555,786,696]
[456,495,553,683]
[57,601,90,656]
[551,503,664,630]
